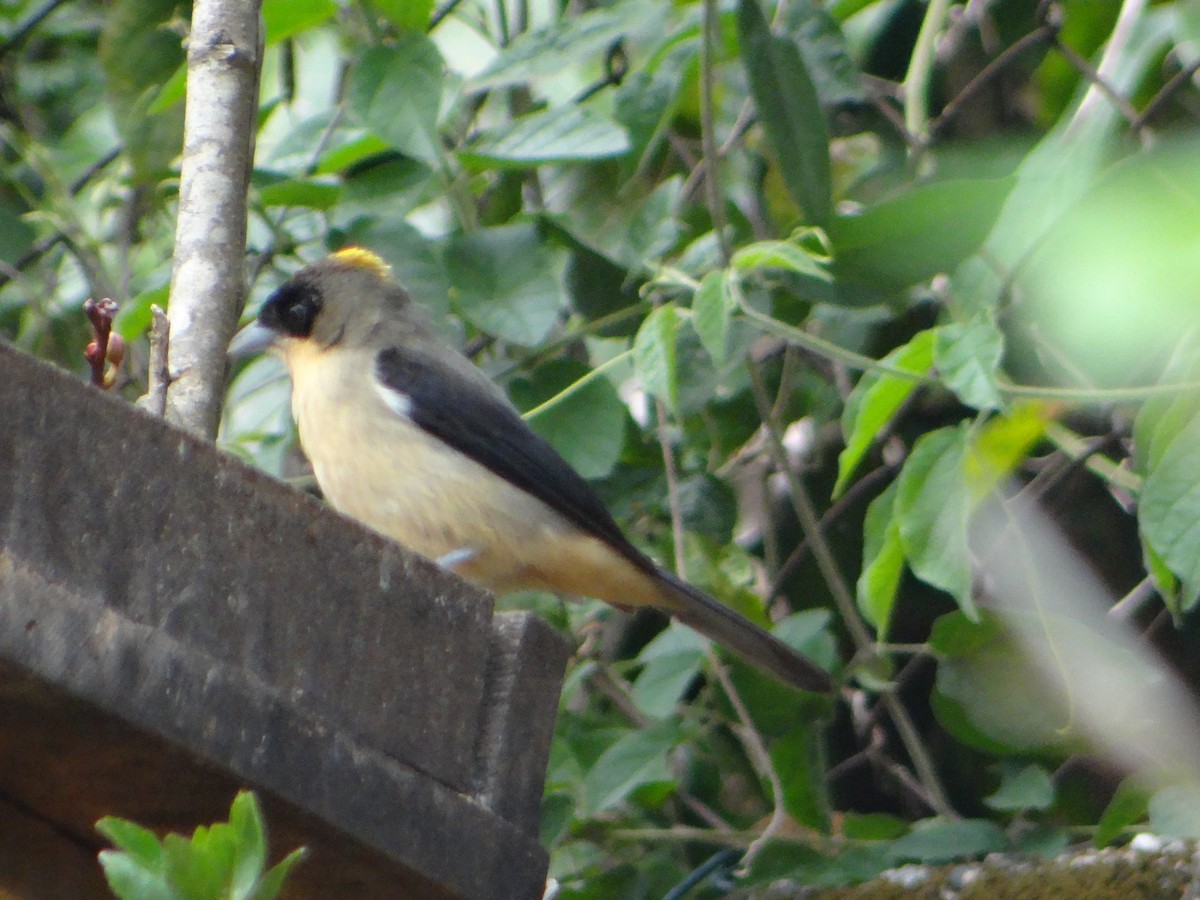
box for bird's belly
[296,392,572,591]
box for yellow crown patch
[331,246,391,277]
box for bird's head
[256,247,415,351]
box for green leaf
[511,359,628,479]
[228,792,267,899]
[889,818,1007,864]
[0,201,34,266]
[545,169,683,270]
[777,0,867,109]
[691,270,731,365]
[96,817,166,868]
[367,0,434,30]
[146,62,187,115]
[737,0,831,227]
[772,726,831,832]
[347,39,444,164]
[931,611,1073,754]
[252,847,307,900]
[256,177,341,210]
[857,480,902,636]
[984,763,1055,812]
[841,812,908,841]
[1148,783,1200,839]
[460,105,631,169]
[263,0,337,45]
[934,318,1004,411]
[632,624,705,719]
[446,223,567,345]
[895,425,974,617]
[97,0,187,181]
[1139,407,1200,610]
[97,851,173,900]
[634,303,680,409]
[1094,778,1149,847]
[582,720,681,814]
[830,177,1014,292]
[834,329,934,497]
[730,238,832,280]
[470,1,664,91]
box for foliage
[6,0,1200,894]
[96,791,305,900]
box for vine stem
[903,0,955,143]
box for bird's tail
[654,568,834,694]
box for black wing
[375,346,649,569]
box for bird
[252,246,833,693]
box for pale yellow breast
[280,340,636,596]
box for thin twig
[699,0,731,263]
[428,0,467,31]
[707,649,791,867]
[139,305,172,416]
[903,0,955,144]
[0,0,70,59]
[1064,0,1147,136]
[1132,55,1200,132]
[928,24,1057,142]
[655,397,687,577]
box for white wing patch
[374,379,414,419]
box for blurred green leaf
[932,611,1073,754]
[731,238,832,280]
[583,720,681,814]
[831,177,1013,292]
[348,39,444,164]
[895,425,974,617]
[1094,778,1149,847]
[1139,406,1200,610]
[263,0,336,45]
[772,726,831,832]
[1148,783,1200,839]
[934,318,1004,411]
[461,105,631,169]
[889,818,1007,863]
[841,812,908,841]
[471,1,664,91]
[737,0,831,227]
[0,202,35,267]
[367,0,434,30]
[634,303,680,409]
[834,328,934,497]
[857,480,902,636]
[98,0,187,181]
[512,358,628,479]
[777,0,867,109]
[691,270,731,366]
[633,624,705,718]
[446,223,567,345]
[984,763,1055,812]
[545,169,684,269]
[256,176,341,210]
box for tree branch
[165,0,263,438]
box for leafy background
[5,0,1200,895]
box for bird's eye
[281,298,315,334]
[260,284,321,338]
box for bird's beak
[228,319,275,358]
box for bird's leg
[435,547,478,572]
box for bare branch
[138,305,172,417]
